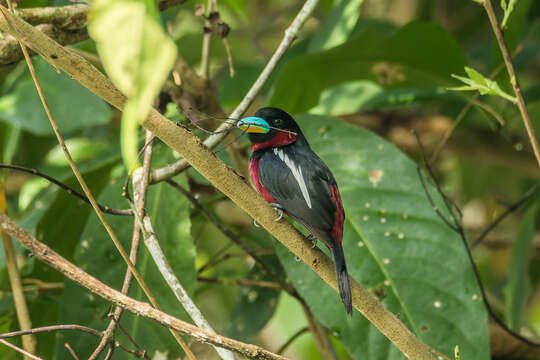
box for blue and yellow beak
[237,117,270,134]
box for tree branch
[0,212,287,360]
[0,7,447,359]
[0,0,187,66]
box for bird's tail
[331,244,352,315]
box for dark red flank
[237,107,352,315]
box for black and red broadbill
[237,107,352,315]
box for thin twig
[64,343,80,360]
[482,0,540,167]
[200,0,213,80]
[0,164,132,216]
[0,324,100,338]
[88,131,177,359]
[415,133,540,348]
[0,338,42,360]
[0,213,288,360]
[139,213,235,360]
[472,184,540,247]
[429,19,540,164]
[117,323,151,360]
[276,327,309,355]
[300,301,338,360]
[197,277,282,289]
[149,0,320,183]
[0,5,165,352]
[166,179,294,294]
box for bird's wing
[258,146,337,232]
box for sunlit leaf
[449,67,517,103]
[0,58,111,136]
[89,0,177,172]
[308,0,365,52]
[501,0,519,28]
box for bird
[237,107,352,315]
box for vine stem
[482,0,540,167]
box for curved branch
[0,212,287,360]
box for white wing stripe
[273,148,312,209]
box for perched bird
[237,107,352,315]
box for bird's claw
[307,234,317,248]
[270,203,284,222]
[253,203,283,227]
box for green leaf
[504,202,537,330]
[57,158,195,358]
[226,255,282,341]
[0,124,20,164]
[44,137,109,167]
[449,66,517,103]
[501,0,519,28]
[308,0,365,52]
[269,22,467,114]
[0,58,111,136]
[309,80,450,115]
[89,0,177,172]
[25,162,115,358]
[273,114,489,359]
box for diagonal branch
[0,7,447,359]
[0,212,287,360]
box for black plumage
[239,107,352,315]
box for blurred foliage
[0,0,539,359]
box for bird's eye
[274,118,284,127]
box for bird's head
[237,107,303,149]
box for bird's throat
[251,131,297,152]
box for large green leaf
[268,21,467,114]
[308,0,364,52]
[0,58,111,136]
[20,162,115,359]
[273,114,489,359]
[57,163,195,359]
[226,254,283,341]
[505,202,538,330]
[309,80,452,115]
[89,0,177,171]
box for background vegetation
[0,0,539,359]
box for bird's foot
[270,203,284,222]
[253,203,283,227]
[307,234,317,248]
